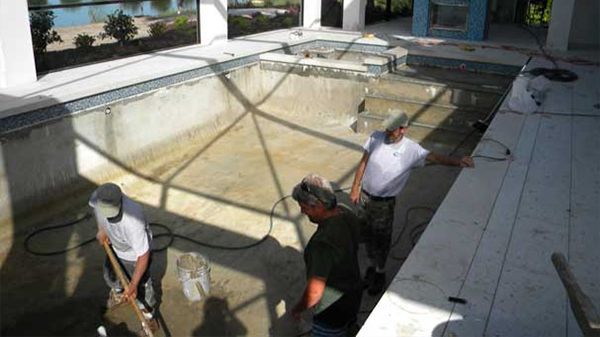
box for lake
[28,0,256,27]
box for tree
[103,9,138,46]
[29,10,63,54]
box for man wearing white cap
[350,110,474,295]
[90,183,155,317]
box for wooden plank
[443,112,542,337]
[567,115,600,336]
[484,114,572,336]
[553,253,600,336]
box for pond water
[28,0,255,27]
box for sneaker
[139,316,160,335]
[367,272,385,296]
[106,289,124,308]
[140,307,154,320]
[363,267,376,289]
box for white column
[545,0,576,51]
[200,0,228,45]
[303,0,321,29]
[343,0,366,31]
[0,0,37,88]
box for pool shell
[0,44,517,336]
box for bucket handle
[195,280,207,299]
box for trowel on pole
[102,241,155,337]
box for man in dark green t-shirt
[291,174,362,336]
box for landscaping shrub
[230,16,251,31]
[73,33,95,49]
[148,21,167,38]
[174,15,189,31]
[254,13,269,28]
[103,9,138,45]
[29,10,62,54]
[282,16,294,28]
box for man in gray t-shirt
[350,110,474,295]
[90,183,155,317]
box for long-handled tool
[102,241,155,337]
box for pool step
[367,72,505,110]
[357,95,487,134]
[391,64,514,90]
[356,111,478,154]
[356,109,478,135]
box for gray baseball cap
[383,110,409,131]
[96,183,122,218]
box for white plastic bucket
[176,252,211,302]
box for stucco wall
[257,68,368,124]
[0,65,264,227]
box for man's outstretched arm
[427,152,474,168]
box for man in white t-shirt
[90,183,155,316]
[350,110,474,295]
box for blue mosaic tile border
[316,40,389,53]
[406,54,521,75]
[366,55,407,76]
[0,54,256,134]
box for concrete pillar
[0,0,37,88]
[545,0,576,51]
[343,0,366,31]
[303,0,321,29]
[200,0,228,45]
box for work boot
[368,272,385,296]
[363,267,375,289]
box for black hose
[524,67,578,82]
[24,195,288,256]
[24,213,95,256]
[518,25,578,82]
[472,154,508,161]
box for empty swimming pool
[0,47,515,335]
